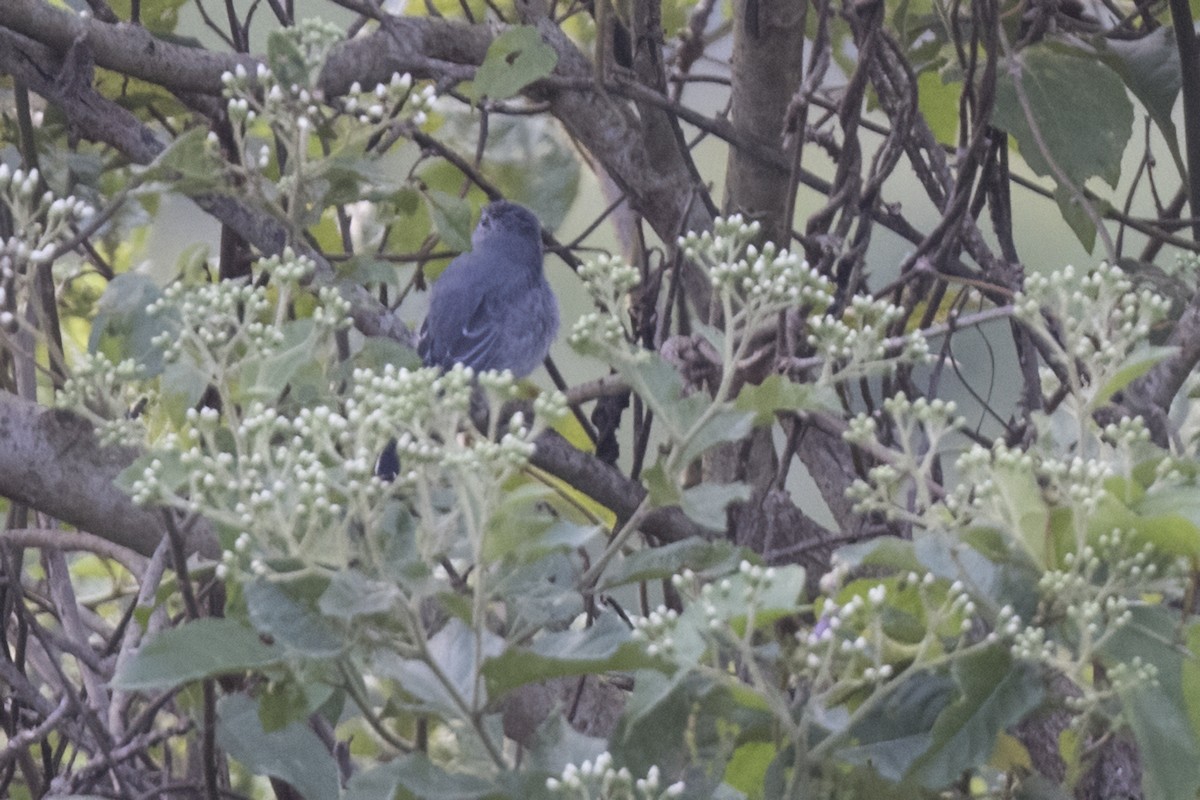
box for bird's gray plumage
[417,200,558,376]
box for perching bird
[376,200,559,481]
[417,200,559,375]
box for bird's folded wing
[418,292,502,371]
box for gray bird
[417,200,559,376]
[377,200,558,481]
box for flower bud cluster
[569,254,642,357]
[0,166,96,330]
[221,23,434,155]
[148,279,275,366]
[57,353,154,447]
[341,74,436,128]
[679,216,834,334]
[545,752,683,799]
[629,604,680,658]
[844,395,965,520]
[1014,263,1169,407]
[808,296,930,383]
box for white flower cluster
[569,254,643,357]
[146,248,344,373]
[545,752,683,799]
[807,295,930,384]
[0,165,95,329]
[220,22,435,156]
[57,353,153,447]
[844,395,965,521]
[342,74,437,128]
[1015,263,1170,408]
[679,215,834,329]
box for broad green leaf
[478,115,581,230]
[907,645,1043,788]
[244,577,344,658]
[113,618,282,689]
[917,69,961,145]
[696,564,806,638]
[1102,606,1200,800]
[642,461,681,508]
[993,45,1133,190]
[257,676,330,732]
[1052,184,1097,254]
[483,613,661,698]
[266,28,310,88]
[1182,622,1200,748]
[345,754,500,800]
[526,713,609,776]
[138,126,225,193]
[1094,26,1184,175]
[987,461,1061,570]
[318,569,402,620]
[725,740,776,797]
[216,693,340,800]
[109,0,188,34]
[239,319,319,402]
[425,190,474,252]
[468,26,558,102]
[735,375,833,425]
[1110,486,1200,558]
[678,408,756,466]
[838,672,957,780]
[376,618,504,716]
[597,537,742,591]
[485,483,602,562]
[679,481,751,530]
[1092,345,1178,407]
[88,273,172,376]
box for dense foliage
[7,0,1200,798]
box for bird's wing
[419,284,504,371]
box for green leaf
[345,755,500,800]
[1111,486,1200,558]
[475,115,580,230]
[318,569,402,620]
[376,618,504,716]
[725,741,777,797]
[1102,606,1200,800]
[217,693,340,800]
[113,618,282,689]
[483,613,661,698]
[678,408,756,466]
[1092,345,1178,407]
[108,0,188,35]
[244,577,344,658]
[838,673,957,780]
[917,69,961,145]
[679,481,751,530]
[138,127,226,193]
[907,645,1043,788]
[468,26,558,102]
[1094,26,1184,175]
[526,713,609,776]
[425,191,474,252]
[642,461,681,508]
[484,483,602,562]
[238,319,319,403]
[266,28,310,88]
[993,44,1133,190]
[735,375,833,425]
[597,537,742,591]
[88,273,172,377]
[1052,184,1097,254]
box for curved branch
[0,394,218,559]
